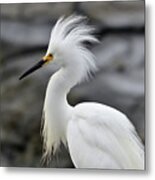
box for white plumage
[20,15,144,169]
[67,103,144,168]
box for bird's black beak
[19,59,46,80]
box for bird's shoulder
[72,102,133,130]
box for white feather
[67,103,144,169]
[41,15,144,169]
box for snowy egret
[19,15,144,169]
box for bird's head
[19,15,98,80]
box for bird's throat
[42,68,74,156]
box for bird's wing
[67,102,144,169]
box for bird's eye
[49,53,53,57]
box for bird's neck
[42,67,79,155]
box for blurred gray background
[1,1,145,168]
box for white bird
[19,15,144,169]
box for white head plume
[46,15,99,83]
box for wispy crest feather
[48,15,99,83]
[49,15,98,46]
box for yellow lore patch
[43,53,53,63]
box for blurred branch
[96,25,144,39]
[72,2,144,39]
[1,45,47,62]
